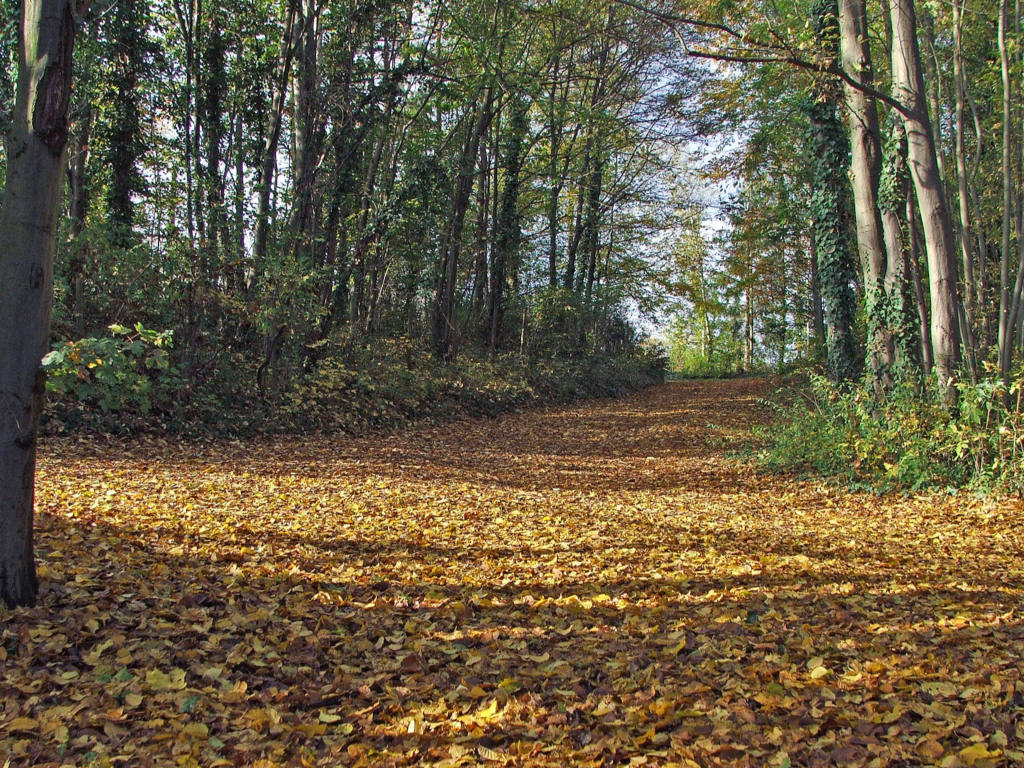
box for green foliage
[42,324,664,436]
[802,0,859,385]
[43,324,178,418]
[760,372,1024,493]
[529,288,588,358]
[803,96,859,384]
[663,314,744,377]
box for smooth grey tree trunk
[889,0,961,395]
[1,0,86,607]
[840,0,894,387]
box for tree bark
[951,0,979,376]
[807,0,859,384]
[67,108,91,338]
[889,0,961,395]
[1,0,87,608]
[489,99,527,352]
[998,0,1016,378]
[907,190,934,373]
[839,0,894,388]
[254,0,299,277]
[432,91,494,361]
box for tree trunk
[839,0,894,388]
[807,0,859,384]
[998,0,1016,378]
[254,0,299,277]
[489,99,527,353]
[889,0,961,395]
[67,108,91,338]
[952,0,979,376]
[105,0,146,245]
[432,92,493,361]
[1,0,86,608]
[907,190,934,373]
[808,230,826,356]
[878,118,921,376]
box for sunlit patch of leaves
[3,379,1023,767]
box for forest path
[6,380,1024,766]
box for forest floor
[3,379,1024,768]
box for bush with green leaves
[759,370,1024,494]
[43,323,178,415]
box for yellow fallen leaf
[182,722,209,739]
[146,667,187,692]
[592,701,615,717]
[959,743,1000,765]
[916,739,944,759]
[5,717,38,732]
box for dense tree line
[668,0,1024,401]
[3,0,697,386]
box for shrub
[43,323,178,416]
[759,369,1024,494]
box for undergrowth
[759,370,1024,494]
[42,331,667,437]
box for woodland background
[3,0,1024,472]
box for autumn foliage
[3,380,1023,767]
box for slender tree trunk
[809,230,826,357]
[1,0,87,608]
[952,0,979,375]
[840,0,894,388]
[287,0,323,270]
[489,99,527,352]
[546,37,568,289]
[432,92,494,361]
[999,0,1016,378]
[471,131,491,331]
[889,0,961,395]
[254,0,298,276]
[564,169,584,290]
[106,0,146,245]
[581,159,605,304]
[744,275,754,372]
[67,109,91,338]
[907,191,934,373]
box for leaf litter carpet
[3,380,1024,767]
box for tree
[806,0,859,383]
[1,0,88,608]
[888,0,961,395]
[103,0,149,243]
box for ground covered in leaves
[3,379,1024,767]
